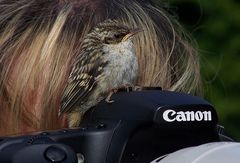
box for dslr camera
[0,88,236,163]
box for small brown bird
[60,19,140,127]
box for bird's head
[88,19,141,45]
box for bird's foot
[105,85,139,104]
[133,86,143,91]
[105,89,118,103]
[123,84,132,92]
[114,84,139,92]
[117,84,135,92]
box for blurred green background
[165,0,240,140]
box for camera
[0,89,234,163]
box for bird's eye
[104,37,114,44]
[114,34,121,39]
[104,33,126,44]
[115,33,126,40]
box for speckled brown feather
[60,44,108,113]
[60,20,128,114]
[60,20,139,127]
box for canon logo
[163,109,212,122]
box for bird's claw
[121,84,134,92]
[105,98,114,103]
[133,86,143,91]
[105,89,117,104]
[105,85,141,104]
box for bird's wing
[60,49,108,114]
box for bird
[60,19,140,127]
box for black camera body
[0,90,222,163]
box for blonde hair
[0,0,201,135]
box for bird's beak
[121,28,142,42]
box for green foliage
[165,0,240,140]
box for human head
[0,0,201,135]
